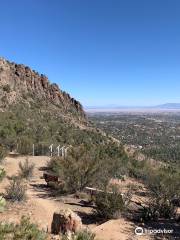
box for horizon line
[84,102,180,108]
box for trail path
[0,155,151,239]
[0,156,65,230]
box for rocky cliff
[0,57,86,123]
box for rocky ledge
[0,57,86,122]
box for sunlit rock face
[0,57,86,123]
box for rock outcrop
[51,209,82,235]
[0,57,86,123]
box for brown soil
[0,155,152,239]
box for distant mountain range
[155,103,180,109]
[85,103,180,112]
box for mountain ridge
[0,57,86,124]
[155,103,180,109]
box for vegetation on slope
[47,143,127,193]
[89,113,180,165]
[0,216,47,240]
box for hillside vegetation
[0,58,125,156]
[0,58,179,239]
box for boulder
[51,208,82,235]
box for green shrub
[62,229,95,240]
[0,146,7,163]
[127,158,149,180]
[94,185,126,220]
[47,144,126,194]
[74,229,95,240]
[34,143,50,156]
[0,196,6,212]
[48,149,102,193]
[5,177,27,202]
[141,200,176,221]
[142,166,180,221]
[0,168,6,182]
[17,136,33,155]
[47,181,66,193]
[0,222,14,239]
[18,158,35,180]
[0,216,47,240]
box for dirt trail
[93,219,151,240]
[0,155,151,239]
[0,156,70,230]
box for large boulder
[51,208,82,235]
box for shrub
[0,146,7,164]
[2,84,11,93]
[18,158,35,180]
[0,222,14,239]
[5,177,27,202]
[141,200,176,221]
[34,143,50,156]
[47,146,103,193]
[47,181,66,194]
[94,185,126,220]
[74,191,89,199]
[74,229,95,240]
[142,167,180,221]
[0,168,6,182]
[62,229,95,240]
[47,143,126,194]
[127,158,150,180]
[0,196,6,212]
[0,216,47,240]
[17,136,33,155]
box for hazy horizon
[85,102,180,108]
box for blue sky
[0,0,180,106]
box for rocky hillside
[0,57,86,124]
[0,57,124,155]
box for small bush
[94,185,126,220]
[74,191,89,199]
[5,177,27,202]
[0,168,6,182]
[0,222,14,239]
[0,196,6,212]
[141,200,176,221]
[17,136,32,155]
[62,229,95,240]
[0,216,47,240]
[0,146,7,164]
[34,143,50,156]
[3,84,11,93]
[172,196,180,207]
[18,158,35,180]
[47,144,126,194]
[127,158,149,180]
[141,166,180,221]
[74,229,95,240]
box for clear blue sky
[0,0,180,106]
